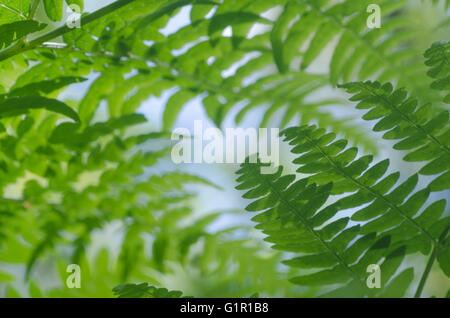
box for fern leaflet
[236,160,412,297]
[236,124,450,296]
[424,41,450,103]
[340,81,450,191]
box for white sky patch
[222,25,232,37]
[2,171,48,200]
[137,87,179,130]
[221,51,262,79]
[260,5,283,21]
[242,64,277,87]
[247,22,272,39]
[172,36,209,56]
[143,40,155,47]
[207,56,216,65]
[146,60,156,68]
[124,69,139,80]
[159,6,192,37]
[205,6,217,19]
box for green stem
[28,0,40,19]
[414,244,438,298]
[414,225,450,298]
[0,0,137,62]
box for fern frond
[340,81,450,191]
[25,0,390,150]
[273,0,435,101]
[236,160,415,297]
[113,283,189,298]
[0,0,438,141]
[1,0,448,297]
[281,125,448,252]
[424,41,450,103]
[0,102,219,279]
[236,123,450,295]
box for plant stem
[0,0,137,62]
[414,244,438,298]
[414,225,450,298]
[28,0,40,19]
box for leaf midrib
[299,130,438,246]
[354,81,450,156]
[248,165,365,287]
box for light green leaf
[43,0,64,21]
[65,0,83,12]
[0,96,80,122]
[0,20,46,49]
[163,89,195,129]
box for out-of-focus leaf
[0,96,80,122]
[43,0,64,22]
[0,20,46,49]
[112,283,189,298]
[9,77,87,97]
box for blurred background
[0,0,449,297]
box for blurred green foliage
[0,0,448,298]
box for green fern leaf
[339,81,450,183]
[266,0,435,102]
[163,89,196,129]
[0,20,46,49]
[8,76,87,97]
[437,226,450,277]
[43,0,64,22]
[378,267,415,298]
[113,283,188,298]
[424,41,450,103]
[47,0,376,149]
[281,125,448,255]
[0,96,80,122]
[236,159,410,296]
[236,122,450,295]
